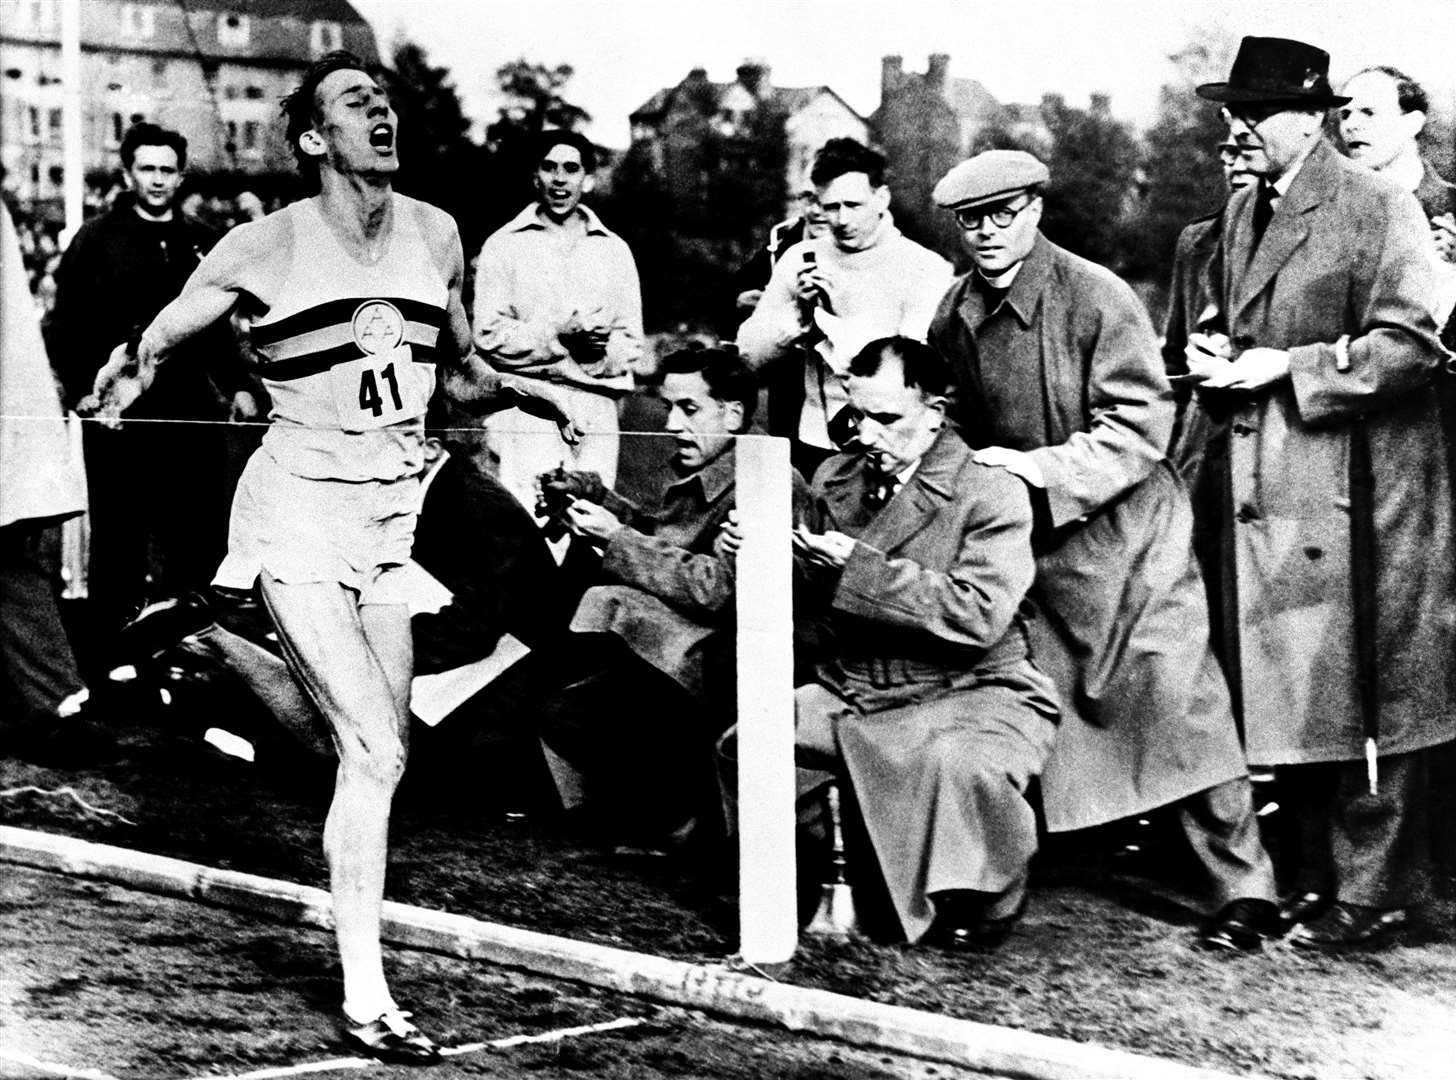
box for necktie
[1251,181,1275,250]
[863,476,901,510]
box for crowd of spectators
[4,33,1455,970]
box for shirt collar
[1272,137,1319,198]
[503,200,610,236]
[666,443,737,504]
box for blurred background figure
[43,124,258,682]
[0,200,115,766]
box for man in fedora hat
[1188,36,1453,950]
[927,148,1280,954]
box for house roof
[130,0,369,21]
[944,77,1002,121]
[631,75,865,125]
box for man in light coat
[792,336,1059,949]
[1189,36,1453,949]
[928,149,1280,952]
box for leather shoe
[1194,897,1280,953]
[1288,901,1407,952]
[340,1008,441,1065]
[926,893,1027,952]
[1278,890,1332,931]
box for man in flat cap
[928,148,1280,953]
[1188,36,1453,950]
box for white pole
[60,0,83,244]
[734,434,797,964]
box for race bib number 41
[331,300,430,430]
[331,345,427,430]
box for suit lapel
[1231,141,1336,321]
[854,431,965,556]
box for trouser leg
[1278,762,1339,897]
[1329,750,1428,909]
[1179,775,1278,910]
[0,522,86,725]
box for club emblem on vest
[351,300,406,355]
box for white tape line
[200,1059,374,1079]
[188,1016,645,1079]
[0,1046,122,1080]
[447,1014,645,1055]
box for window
[111,112,124,143]
[243,120,259,151]
[310,21,343,57]
[217,13,250,47]
[244,85,264,100]
[48,107,61,140]
[223,84,238,100]
[120,3,156,39]
[28,106,40,140]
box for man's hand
[715,509,743,560]
[77,340,151,429]
[564,498,625,544]
[1433,213,1456,264]
[1181,330,1234,384]
[972,446,1045,488]
[1195,346,1291,391]
[793,525,854,568]
[794,265,840,315]
[229,390,261,422]
[560,307,624,376]
[502,378,584,445]
[539,468,608,505]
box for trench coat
[798,427,1059,941]
[0,203,84,530]
[1213,139,1455,765]
[930,236,1250,832]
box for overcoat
[930,236,1249,832]
[799,427,1059,941]
[1213,139,1455,764]
[0,203,84,530]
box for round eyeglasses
[955,197,1035,232]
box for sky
[349,0,1456,148]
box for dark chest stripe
[250,296,447,348]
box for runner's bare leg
[258,571,412,1022]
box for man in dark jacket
[536,347,805,849]
[1189,37,1453,950]
[45,123,255,668]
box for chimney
[881,55,903,97]
[927,53,950,90]
[736,59,771,98]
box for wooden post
[734,434,797,963]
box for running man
[81,52,577,1064]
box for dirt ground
[0,865,1003,1080]
[2,692,1455,1080]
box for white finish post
[734,434,797,963]
[60,0,84,244]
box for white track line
[186,1015,646,1079]
[0,1047,123,1080]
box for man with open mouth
[82,50,577,1064]
[472,129,644,544]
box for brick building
[0,0,377,209]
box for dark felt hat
[1196,36,1349,108]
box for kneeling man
[793,336,1059,948]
